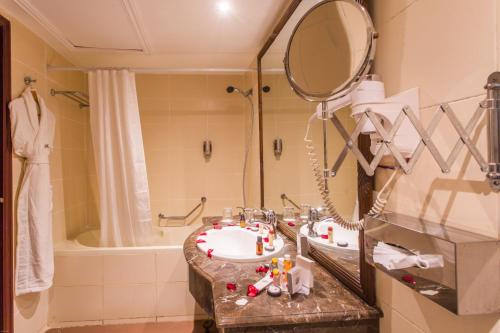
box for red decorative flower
[246,227,252,230]
[263,237,269,243]
[226,283,237,292]
[287,222,296,227]
[247,284,259,297]
[255,265,269,274]
[212,222,219,226]
[213,225,223,230]
[196,239,206,244]
[199,232,207,236]
[321,234,328,239]
[207,249,214,259]
[255,223,260,228]
[402,274,416,285]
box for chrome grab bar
[280,193,300,210]
[158,197,207,226]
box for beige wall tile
[14,291,49,333]
[156,282,201,317]
[103,284,156,320]
[50,286,103,322]
[54,255,103,287]
[156,250,189,282]
[103,254,156,284]
[374,0,496,109]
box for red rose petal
[246,227,252,230]
[199,232,207,236]
[212,222,219,226]
[247,284,259,297]
[402,274,416,285]
[207,249,214,259]
[213,225,223,230]
[264,237,269,243]
[196,239,206,243]
[321,234,328,239]
[287,222,296,227]
[226,283,237,291]
[255,223,259,227]
[227,223,236,227]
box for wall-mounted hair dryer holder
[326,72,500,192]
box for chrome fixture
[226,85,253,97]
[280,193,300,210]
[50,89,89,108]
[273,138,283,159]
[307,208,319,237]
[261,209,278,235]
[203,140,212,160]
[158,197,207,227]
[24,76,37,86]
[326,76,500,191]
[365,213,500,315]
[485,72,500,191]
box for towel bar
[158,197,207,227]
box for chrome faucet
[261,209,278,235]
[308,208,319,237]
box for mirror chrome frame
[284,0,377,102]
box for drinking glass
[222,207,233,222]
[244,208,254,223]
[283,206,295,222]
[299,204,311,221]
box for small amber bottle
[283,254,292,272]
[256,236,263,255]
[239,213,246,228]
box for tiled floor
[46,320,219,333]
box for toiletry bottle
[239,213,246,228]
[328,226,333,243]
[283,254,292,272]
[256,236,263,255]
[258,223,264,234]
[272,269,280,287]
[268,229,275,246]
[271,257,278,270]
[280,271,288,290]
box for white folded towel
[373,242,444,270]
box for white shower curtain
[88,69,152,247]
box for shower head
[226,85,252,97]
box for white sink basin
[196,226,284,262]
[299,218,359,253]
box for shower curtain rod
[47,65,256,74]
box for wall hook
[24,76,37,86]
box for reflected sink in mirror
[299,218,359,255]
[196,226,284,262]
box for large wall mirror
[258,0,376,303]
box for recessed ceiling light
[216,1,231,15]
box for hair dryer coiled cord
[304,122,399,231]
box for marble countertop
[183,217,381,330]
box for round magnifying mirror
[284,0,376,102]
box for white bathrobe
[10,87,55,295]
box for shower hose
[242,97,254,208]
[304,119,399,231]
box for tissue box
[365,213,500,315]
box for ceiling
[0,0,290,68]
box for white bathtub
[52,225,206,328]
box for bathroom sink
[299,218,359,253]
[196,226,284,262]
